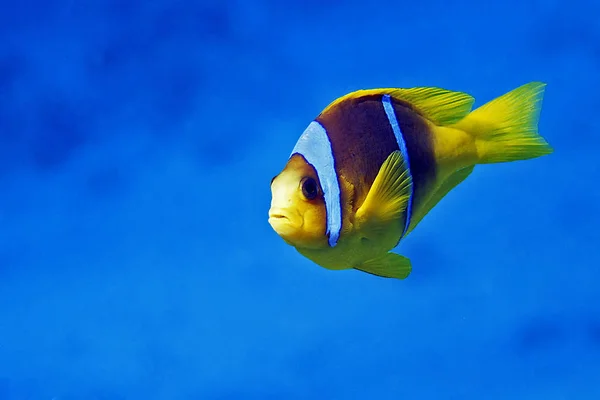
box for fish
[268,82,553,279]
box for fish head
[268,154,328,249]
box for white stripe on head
[382,94,414,237]
[291,121,342,247]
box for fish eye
[301,177,319,200]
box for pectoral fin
[355,252,412,279]
[355,150,413,229]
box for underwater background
[0,0,599,399]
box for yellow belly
[296,219,404,271]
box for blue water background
[0,0,599,398]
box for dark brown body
[315,92,438,230]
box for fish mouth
[268,210,289,221]
[268,210,293,227]
[268,208,301,236]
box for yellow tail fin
[452,82,553,164]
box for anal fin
[406,165,475,236]
[355,252,412,279]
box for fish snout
[268,207,302,236]
[268,208,290,221]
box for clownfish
[268,82,552,279]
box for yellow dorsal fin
[356,150,412,228]
[389,87,475,126]
[355,252,412,279]
[320,87,474,126]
